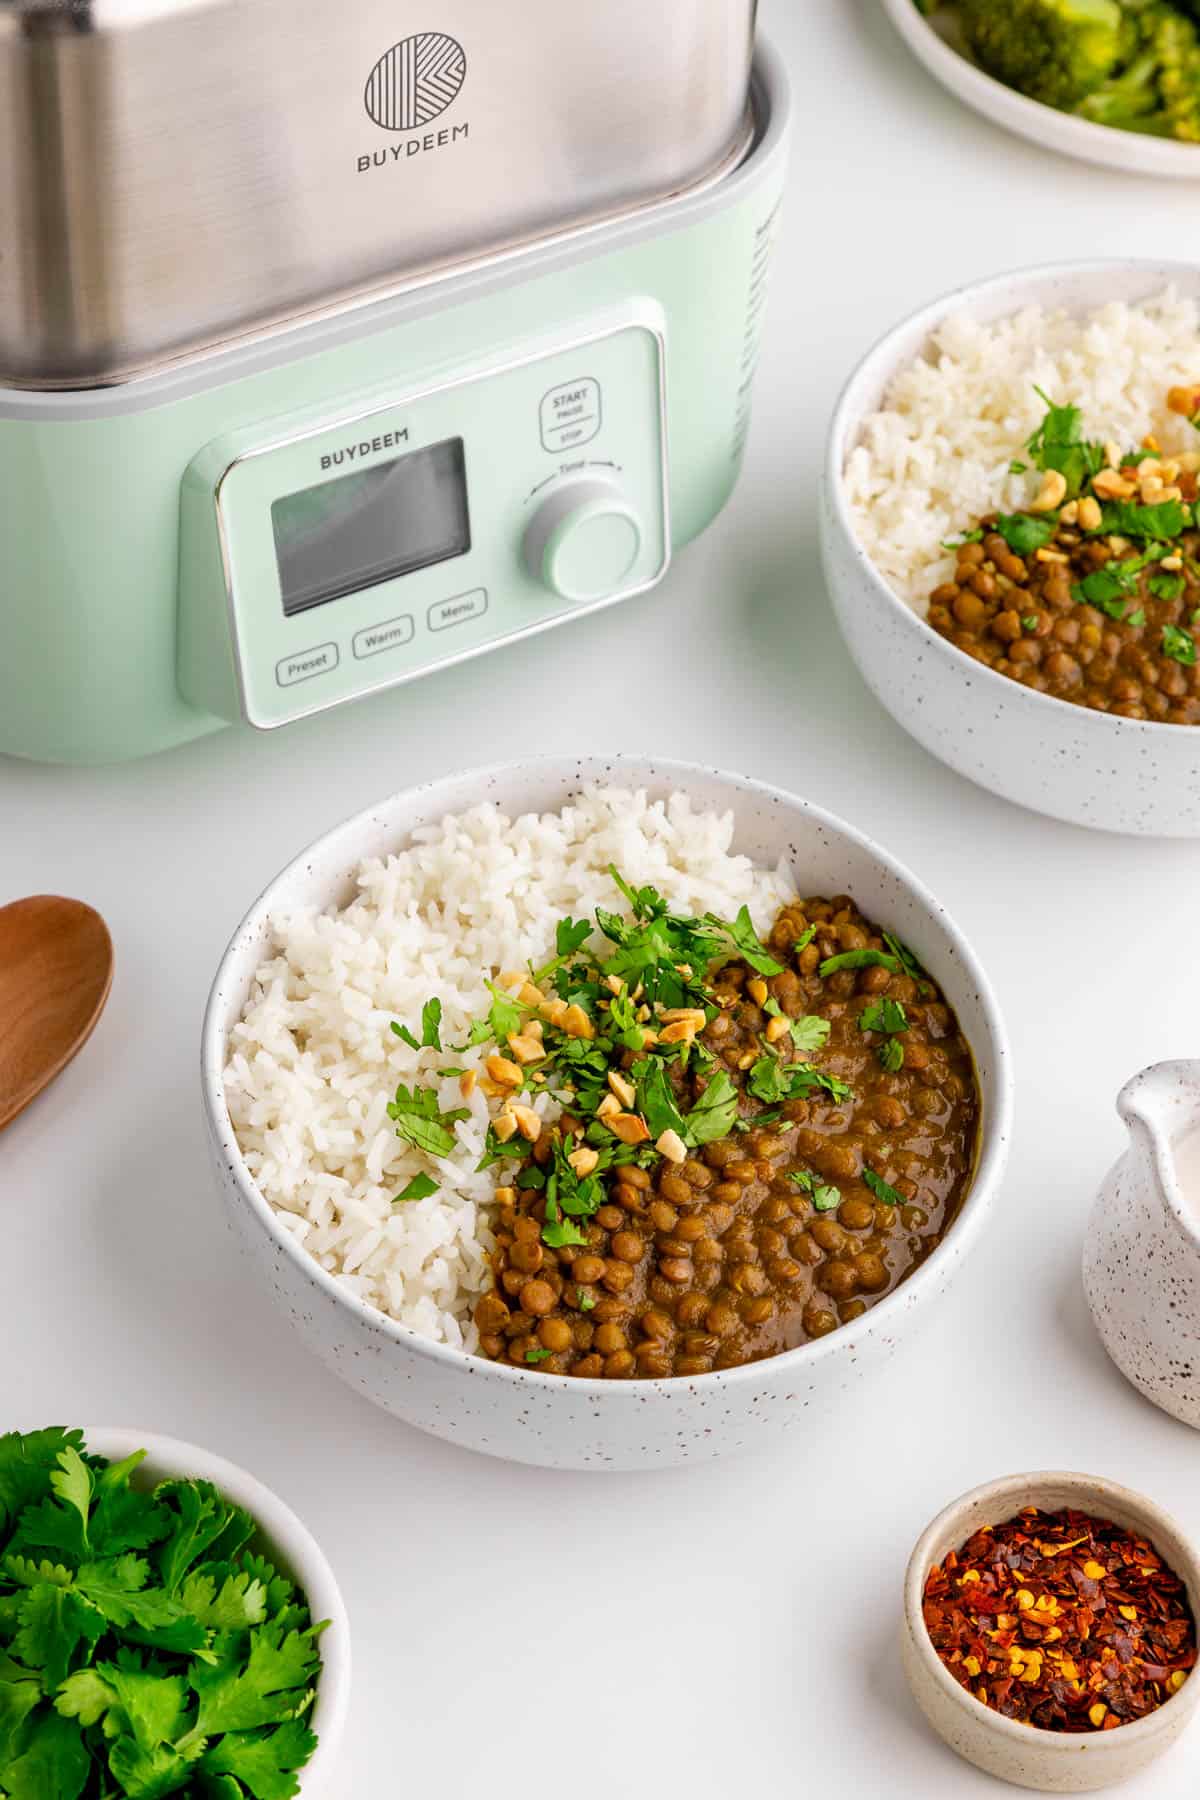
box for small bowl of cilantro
[0,1426,350,1800]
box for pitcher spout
[1117,1060,1200,1159]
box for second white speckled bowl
[902,1471,1200,1792]
[201,755,1013,1472]
[821,259,1200,837]
[86,1428,351,1798]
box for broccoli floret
[1076,5,1200,138]
[958,0,1134,110]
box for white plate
[881,0,1200,180]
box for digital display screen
[272,437,470,617]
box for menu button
[276,643,339,687]
[428,588,488,632]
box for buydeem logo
[364,32,466,131]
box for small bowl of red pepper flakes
[902,1472,1200,1792]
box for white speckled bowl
[1084,1060,1200,1430]
[903,1471,1200,1792]
[882,0,1200,181]
[820,259,1200,837]
[85,1428,350,1798]
[201,755,1013,1471]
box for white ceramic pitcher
[1083,1061,1200,1431]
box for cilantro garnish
[390,997,443,1053]
[1072,551,1159,619]
[1149,571,1185,603]
[1021,615,1039,633]
[791,925,817,954]
[859,998,909,1036]
[994,513,1055,557]
[747,1057,853,1107]
[818,948,901,978]
[1127,608,1146,629]
[683,1071,740,1145]
[0,1429,325,1799]
[764,999,829,1054]
[718,905,785,977]
[525,1348,552,1364]
[1163,624,1197,666]
[1008,460,1028,476]
[1025,389,1104,499]
[878,1039,905,1073]
[387,1083,469,1158]
[631,1058,688,1142]
[788,1170,841,1213]
[1093,499,1191,542]
[541,1220,588,1249]
[941,528,984,549]
[394,1173,439,1205]
[863,1168,905,1207]
[578,1289,596,1312]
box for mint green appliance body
[0,44,789,766]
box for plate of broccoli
[885,0,1200,175]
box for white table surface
[5,3,1200,1794]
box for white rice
[845,289,1200,606]
[224,788,794,1351]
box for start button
[540,378,602,453]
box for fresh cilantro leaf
[578,1289,596,1312]
[1127,608,1146,629]
[555,917,592,958]
[859,998,909,1036]
[818,949,901,978]
[1095,499,1190,541]
[1163,624,1197,666]
[389,1021,420,1051]
[419,999,442,1051]
[393,1173,439,1205]
[1008,459,1028,475]
[787,1171,840,1212]
[107,1736,199,1798]
[878,1038,905,1073]
[684,1071,740,1145]
[201,1719,319,1800]
[0,1430,84,1539]
[387,1083,467,1159]
[791,925,817,954]
[1025,389,1105,499]
[631,1058,688,1142]
[1,1709,90,1800]
[525,1348,552,1365]
[13,1585,105,1692]
[748,1058,852,1107]
[881,932,924,980]
[746,1057,788,1105]
[718,906,784,977]
[189,1624,323,1738]
[1022,615,1039,633]
[1149,570,1185,603]
[994,513,1054,556]
[765,1000,830,1054]
[476,1129,527,1172]
[541,1220,588,1249]
[863,1168,904,1207]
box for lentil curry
[387,873,980,1380]
[928,385,1200,723]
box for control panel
[177,310,669,729]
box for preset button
[276,643,339,687]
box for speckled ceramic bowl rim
[826,256,1200,741]
[85,1427,350,1794]
[881,0,1200,180]
[201,754,1013,1400]
[1119,1061,1200,1259]
[904,1469,1200,1755]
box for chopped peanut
[747,977,769,1006]
[607,1069,636,1109]
[459,1069,477,1098]
[608,1112,651,1145]
[511,1104,542,1143]
[562,1003,595,1040]
[764,1015,791,1044]
[595,1093,622,1121]
[567,1144,599,1177]
[656,1128,687,1164]
[492,1111,519,1143]
[1031,468,1067,512]
[484,1052,523,1087]
[1077,495,1102,531]
[1167,383,1200,417]
[506,1032,545,1065]
[1093,467,1135,501]
[519,982,544,1008]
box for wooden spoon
[0,896,113,1132]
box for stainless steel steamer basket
[0,0,758,388]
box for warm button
[523,479,643,604]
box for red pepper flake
[922,1508,1196,1731]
